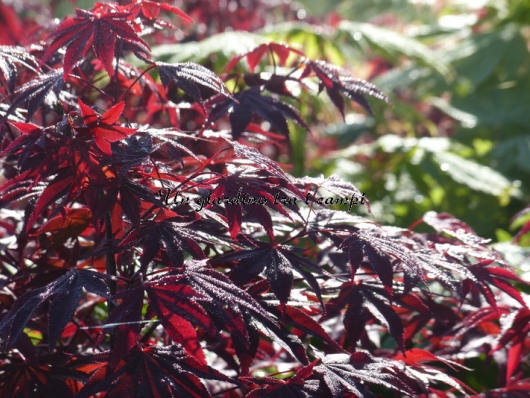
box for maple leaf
[77,99,137,155]
[77,345,237,398]
[325,282,404,349]
[43,7,150,78]
[303,60,390,117]
[226,42,306,72]
[0,268,110,350]
[205,167,302,241]
[315,352,417,398]
[393,349,473,395]
[144,279,215,366]
[463,264,528,309]
[242,360,322,398]
[0,45,38,92]
[206,87,310,140]
[0,351,86,398]
[158,61,229,105]
[119,212,205,270]
[183,260,308,369]
[7,69,63,120]
[133,0,193,23]
[218,242,326,307]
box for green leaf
[151,31,266,64]
[432,151,520,197]
[338,21,453,79]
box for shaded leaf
[158,61,228,105]
[0,268,109,349]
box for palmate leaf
[393,349,471,396]
[43,6,150,78]
[302,59,390,117]
[0,351,86,398]
[243,360,322,398]
[226,42,305,72]
[7,69,63,120]
[145,280,215,366]
[205,167,302,241]
[158,61,229,105]
[206,87,310,140]
[119,210,205,270]
[0,268,110,350]
[325,282,404,350]
[315,352,416,398]
[134,0,193,23]
[218,242,325,307]
[77,99,137,156]
[464,264,528,308]
[0,45,38,92]
[76,345,236,398]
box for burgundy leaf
[0,45,38,92]
[77,345,236,398]
[304,60,390,116]
[315,352,416,398]
[0,268,109,349]
[7,69,63,120]
[158,61,229,105]
[207,87,310,140]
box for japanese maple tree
[0,1,529,397]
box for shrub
[0,1,528,397]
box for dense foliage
[0,1,529,397]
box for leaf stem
[105,211,117,350]
[114,38,122,104]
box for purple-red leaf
[207,87,310,140]
[158,61,228,105]
[0,268,109,350]
[77,345,236,398]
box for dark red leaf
[207,87,310,140]
[305,60,390,116]
[77,345,236,398]
[7,69,63,120]
[158,61,229,105]
[0,268,109,349]
[0,45,38,92]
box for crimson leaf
[183,260,308,372]
[325,283,404,349]
[43,7,150,78]
[219,242,325,307]
[226,42,305,72]
[77,99,137,156]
